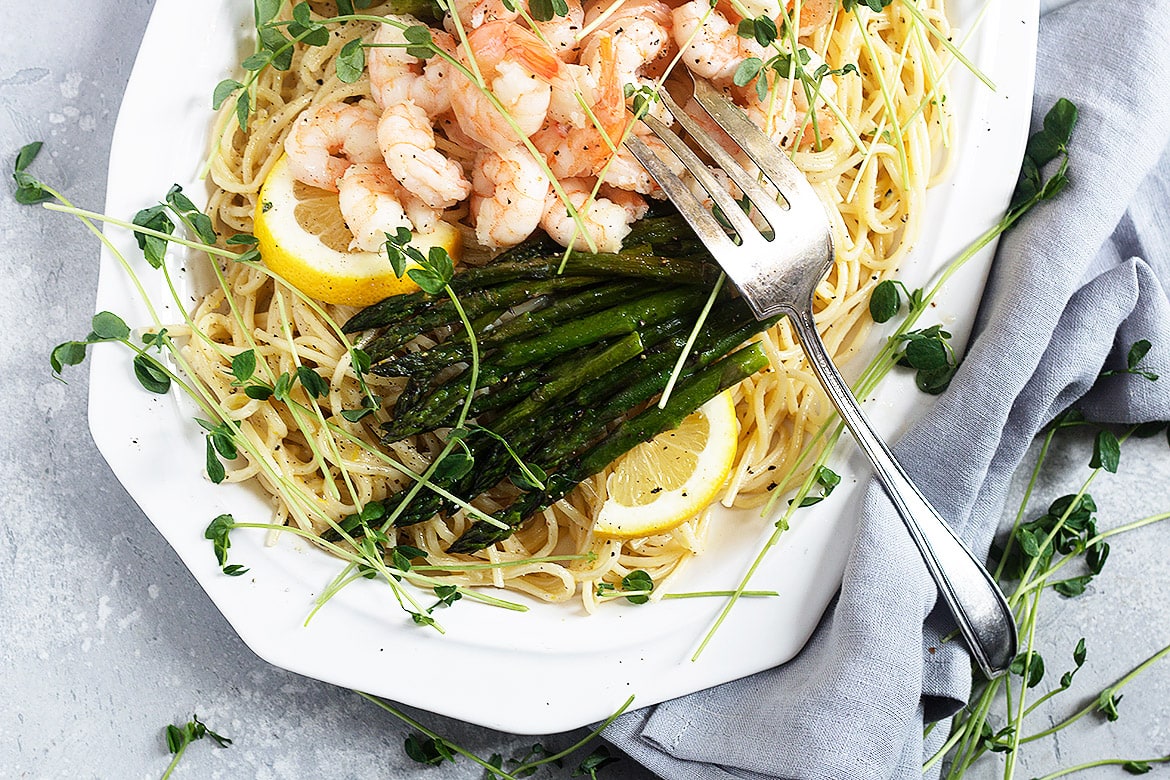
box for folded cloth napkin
[604,0,1170,776]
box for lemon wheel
[253,155,461,306]
[594,390,740,539]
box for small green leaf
[255,0,282,24]
[165,724,184,754]
[133,354,171,394]
[205,514,235,566]
[572,746,620,777]
[131,205,175,268]
[205,437,226,484]
[1052,575,1092,598]
[1127,338,1152,369]
[236,92,251,131]
[337,39,366,83]
[404,734,454,765]
[50,341,88,374]
[432,451,474,482]
[511,462,548,491]
[1086,541,1109,574]
[222,564,250,577]
[903,337,948,371]
[241,52,270,71]
[1097,690,1123,721]
[296,365,330,398]
[1090,429,1121,473]
[90,311,131,341]
[1073,638,1087,667]
[1009,651,1045,688]
[212,78,242,110]
[915,364,957,395]
[14,141,42,173]
[621,570,654,604]
[245,384,274,401]
[1123,761,1153,775]
[433,584,462,607]
[733,57,763,88]
[869,279,901,323]
[231,350,257,382]
[1043,97,1078,145]
[1025,129,1063,168]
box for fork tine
[638,113,759,240]
[690,78,827,226]
[654,87,789,231]
[624,134,738,257]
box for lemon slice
[594,390,739,539]
[253,155,461,306]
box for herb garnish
[160,714,231,779]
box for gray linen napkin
[604,0,1170,776]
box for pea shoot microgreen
[404,733,456,766]
[360,691,635,780]
[12,141,52,204]
[160,714,231,780]
[204,514,250,576]
[1100,338,1159,381]
[841,0,893,12]
[927,381,1170,778]
[595,569,655,604]
[788,465,841,508]
[572,746,620,779]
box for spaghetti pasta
[192,0,955,608]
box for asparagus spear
[370,286,704,378]
[490,287,706,369]
[446,343,770,553]
[383,333,646,528]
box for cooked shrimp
[369,17,456,117]
[788,0,834,36]
[471,146,551,248]
[283,101,382,191]
[448,0,519,30]
[336,163,413,251]
[450,21,561,153]
[540,177,643,252]
[547,64,600,128]
[535,36,680,196]
[378,100,472,209]
[672,0,765,84]
[534,0,585,60]
[580,0,673,84]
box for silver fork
[626,78,1016,679]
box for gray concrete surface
[1,2,1168,778]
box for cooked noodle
[191,0,955,607]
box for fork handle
[787,307,1017,678]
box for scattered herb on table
[160,714,231,779]
[928,346,1170,778]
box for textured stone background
[1,1,1167,778]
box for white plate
[91,0,1037,733]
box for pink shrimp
[449,21,562,153]
[539,177,646,252]
[283,101,382,191]
[369,17,457,117]
[377,100,472,209]
[471,146,552,249]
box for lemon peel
[253,155,460,306]
[594,389,739,539]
